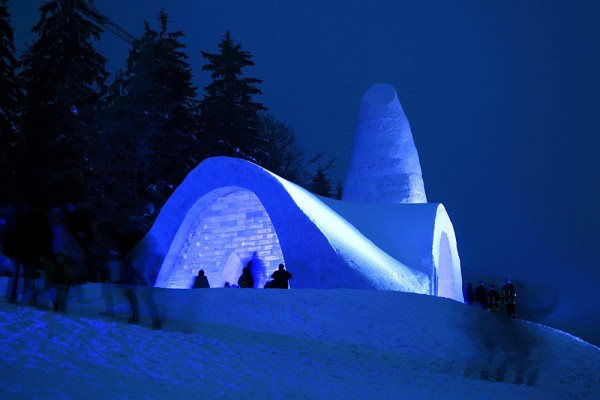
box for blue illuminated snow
[131,157,462,300]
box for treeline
[0,0,337,250]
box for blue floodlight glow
[166,189,284,289]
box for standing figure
[501,278,517,318]
[238,263,254,288]
[270,264,292,289]
[62,203,95,282]
[45,252,75,312]
[137,271,162,330]
[464,282,475,305]
[3,206,52,304]
[486,284,500,313]
[474,281,487,308]
[193,270,210,288]
[120,258,140,324]
[100,249,122,316]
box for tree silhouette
[87,9,199,247]
[0,0,21,202]
[17,0,108,207]
[310,165,333,198]
[200,31,266,164]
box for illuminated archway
[436,232,455,298]
[165,188,284,289]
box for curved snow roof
[131,157,462,300]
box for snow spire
[342,83,427,204]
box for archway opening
[166,189,285,288]
[436,232,455,298]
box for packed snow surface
[1,279,599,399]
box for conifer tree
[310,165,333,198]
[334,182,343,200]
[119,9,198,188]
[17,0,108,206]
[0,0,21,202]
[88,9,199,245]
[200,31,266,163]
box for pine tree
[200,31,266,163]
[87,9,199,246]
[0,0,21,202]
[334,182,343,200]
[125,10,199,179]
[310,165,333,198]
[17,0,108,207]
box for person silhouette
[501,277,517,318]
[45,252,75,312]
[100,249,122,316]
[486,284,500,313]
[270,264,292,289]
[464,282,475,305]
[193,269,210,288]
[238,263,254,288]
[474,280,487,308]
[120,258,140,324]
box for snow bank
[1,279,598,399]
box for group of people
[5,250,79,313]
[2,204,297,330]
[98,249,162,329]
[1,204,97,310]
[464,278,517,318]
[192,262,293,290]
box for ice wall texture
[343,83,427,204]
[166,189,283,289]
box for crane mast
[77,1,136,45]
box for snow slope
[1,279,598,399]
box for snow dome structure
[130,84,463,301]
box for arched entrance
[436,232,455,298]
[165,188,285,288]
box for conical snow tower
[343,83,427,204]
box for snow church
[131,83,464,301]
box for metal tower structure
[78,1,136,45]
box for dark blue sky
[11,1,600,313]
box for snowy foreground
[1,280,599,399]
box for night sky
[10,1,600,318]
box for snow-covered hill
[1,280,598,399]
